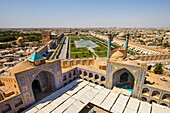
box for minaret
[107,31,112,59]
[125,31,130,57]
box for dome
[116,58,124,62]
[117,32,126,39]
[122,60,139,66]
[18,37,24,40]
[110,51,125,61]
[111,51,125,58]
[118,32,126,37]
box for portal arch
[31,70,55,102]
[112,68,135,90]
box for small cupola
[29,51,45,66]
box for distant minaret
[107,31,112,59]
[125,31,130,57]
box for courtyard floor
[23,79,169,113]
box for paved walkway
[59,37,68,59]
[68,37,71,59]
[87,47,99,57]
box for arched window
[17,108,25,113]
[64,82,67,86]
[63,75,67,81]
[89,80,93,83]
[84,71,87,76]
[141,97,147,101]
[142,88,150,94]
[162,94,170,101]
[73,70,76,76]
[68,73,72,78]
[89,73,93,78]
[1,104,12,113]
[73,77,77,80]
[0,92,4,101]
[68,80,72,83]
[95,74,99,80]
[15,98,23,107]
[79,70,82,74]
[160,103,168,106]
[120,72,128,83]
[152,91,160,97]
[84,78,87,81]
[147,65,152,70]
[101,76,105,81]
[100,84,105,87]
[149,100,157,104]
[95,82,99,85]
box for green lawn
[93,46,107,51]
[95,52,107,57]
[79,36,90,40]
[127,50,141,55]
[70,43,89,52]
[70,52,93,58]
[111,43,121,48]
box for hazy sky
[0,0,170,28]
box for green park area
[79,36,90,40]
[70,51,93,58]
[70,35,93,58]
[70,36,80,43]
[68,35,140,58]
[127,50,141,55]
[95,52,107,57]
[93,44,107,51]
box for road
[59,37,68,59]
[68,37,71,59]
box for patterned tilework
[106,61,146,97]
[15,60,62,107]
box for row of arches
[83,78,106,88]
[140,97,169,107]
[142,88,170,101]
[79,70,106,82]
[62,59,93,68]
[1,98,24,113]
[63,76,77,87]
[63,70,77,82]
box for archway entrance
[112,68,135,96]
[31,71,55,102]
[32,80,41,101]
[17,108,25,113]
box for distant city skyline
[0,0,170,28]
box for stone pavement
[59,37,68,59]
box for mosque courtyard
[23,79,169,113]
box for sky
[0,0,170,28]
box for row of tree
[0,31,41,42]
[0,44,12,49]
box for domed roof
[116,58,124,62]
[118,32,126,37]
[122,60,139,66]
[29,51,44,62]
[110,51,125,58]
[18,37,24,40]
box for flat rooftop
[23,79,170,113]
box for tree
[75,54,78,58]
[154,63,163,74]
